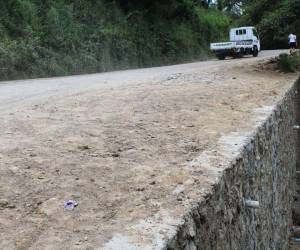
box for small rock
[270,90,278,96]
[7,204,16,209]
[136,187,145,192]
[111,153,120,158]
[78,145,90,150]
[0,199,16,209]
[149,181,156,185]
[0,199,9,208]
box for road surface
[0,50,286,111]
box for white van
[210,27,261,60]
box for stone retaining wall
[167,79,299,250]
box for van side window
[236,29,247,36]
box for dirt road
[0,50,298,249]
[0,50,285,110]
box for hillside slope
[0,0,230,81]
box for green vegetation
[0,0,230,81]
[277,52,300,72]
[239,0,300,49]
[0,0,299,81]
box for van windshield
[253,29,259,38]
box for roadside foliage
[0,0,230,80]
[0,0,298,80]
[239,0,300,49]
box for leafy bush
[277,52,300,72]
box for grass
[277,52,300,73]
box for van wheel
[252,46,258,57]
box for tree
[240,0,300,49]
